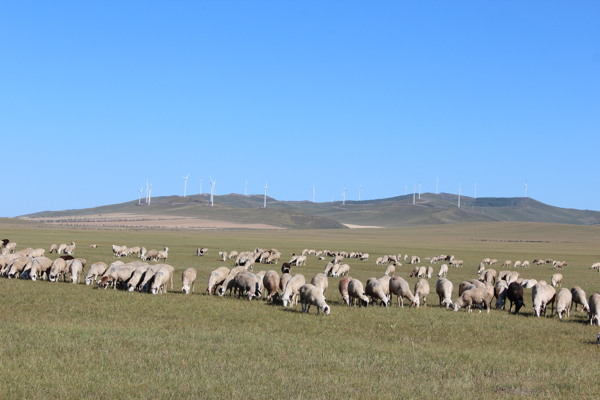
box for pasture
[1,221,600,399]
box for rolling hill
[19,193,600,229]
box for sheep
[338,276,354,306]
[360,253,370,261]
[389,276,416,307]
[570,286,590,313]
[281,262,292,275]
[216,266,246,296]
[28,257,53,281]
[29,248,45,258]
[505,271,520,285]
[521,279,538,289]
[347,278,370,307]
[410,255,420,264]
[233,272,261,300]
[378,275,391,300]
[588,293,600,326]
[426,266,434,279]
[149,264,175,294]
[532,283,556,317]
[263,270,281,301]
[68,259,84,284]
[365,278,389,306]
[502,260,512,268]
[435,278,453,309]
[279,273,292,293]
[494,280,509,310]
[85,262,108,285]
[590,262,600,272]
[310,273,329,297]
[551,273,563,287]
[6,257,29,279]
[450,259,464,268]
[478,269,496,285]
[513,260,522,269]
[506,282,524,314]
[99,265,137,289]
[299,284,331,315]
[383,264,396,277]
[155,247,169,262]
[521,260,530,268]
[453,287,493,313]
[281,274,306,307]
[332,263,350,278]
[48,258,69,282]
[458,281,476,296]
[413,278,430,308]
[555,288,572,320]
[63,242,76,256]
[49,244,58,254]
[196,247,209,256]
[552,260,568,269]
[181,268,197,294]
[438,264,448,278]
[294,255,307,267]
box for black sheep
[507,282,524,314]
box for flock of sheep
[1,238,599,325]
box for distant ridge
[20,193,600,229]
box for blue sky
[1,1,599,217]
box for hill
[19,193,600,229]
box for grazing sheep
[458,281,476,296]
[588,293,600,326]
[532,284,556,317]
[551,273,563,287]
[263,270,281,301]
[438,264,448,278]
[521,260,530,268]
[570,286,590,313]
[494,280,509,310]
[99,265,137,289]
[413,278,430,308]
[378,275,391,300]
[521,279,538,289]
[347,278,370,307]
[49,258,69,282]
[218,251,228,262]
[49,244,58,254]
[360,253,370,261]
[69,259,84,284]
[332,263,350,278]
[383,264,396,277]
[155,247,169,262]
[389,276,416,307]
[279,273,292,293]
[338,276,353,306]
[125,265,153,291]
[436,278,454,309]
[281,274,306,307]
[555,288,572,320]
[310,273,329,297]
[150,264,175,294]
[410,255,420,264]
[504,271,520,285]
[181,268,197,294]
[28,257,53,281]
[217,266,246,296]
[502,260,512,268]
[453,287,494,313]
[365,278,389,306]
[479,269,497,285]
[294,255,307,267]
[506,282,524,314]
[299,284,331,315]
[196,247,209,256]
[85,262,108,285]
[233,272,261,300]
[6,257,29,279]
[552,260,568,269]
[426,266,434,279]
[590,262,600,272]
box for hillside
[20,193,600,229]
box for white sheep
[453,287,494,313]
[69,259,84,284]
[125,265,153,291]
[437,264,448,278]
[555,288,572,320]
[99,265,137,289]
[389,276,416,307]
[281,274,306,307]
[532,283,556,317]
[551,273,563,287]
[233,272,261,300]
[413,278,430,308]
[150,264,175,294]
[383,264,396,277]
[217,266,246,296]
[28,257,53,281]
[181,268,197,294]
[310,273,329,297]
[347,278,370,307]
[332,263,350,278]
[299,284,331,315]
[85,262,108,285]
[49,258,69,282]
[588,293,600,326]
[521,279,538,289]
[435,278,453,309]
[570,286,589,313]
[365,278,389,306]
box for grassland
[1,221,600,399]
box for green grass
[1,222,600,399]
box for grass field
[1,221,600,399]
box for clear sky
[1,1,599,217]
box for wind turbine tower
[183,173,190,198]
[418,181,422,200]
[263,182,268,208]
[209,177,216,207]
[138,187,143,205]
[524,181,528,197]
[148,184,152,205]
[145,180,150,205]
[342,187,347,205]
[413,185,416,205]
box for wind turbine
[138,187,143,205]
[209,177,216,207]
[263,182,268,208]
[148,184,152,205]
[145,180,150,205]
[342,186,347,205]
[418,181,422,200]
[183,173,190,198]
[524,181,528,197]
